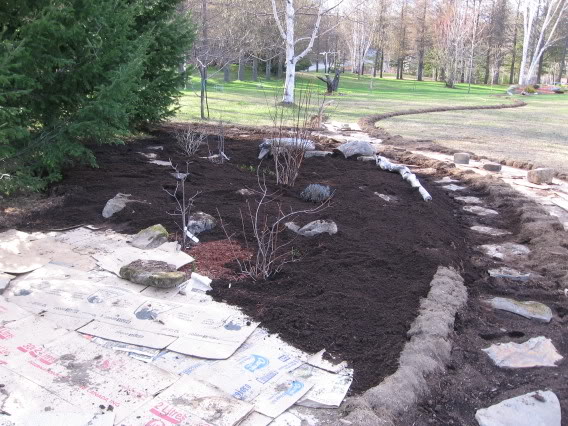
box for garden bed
[13,126,479,393]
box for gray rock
[527,168,555,185]
[475,391,561,426]
[334,141,375,158]
[130,224,169,249]
[471,226,512,236]
[374,192,396,202]
[186,212,217,236]
[479,243,530,260]
[483,163,502,172]
[259,138,315,159]
[488,267,531,281]
[482,336,563,368]
[286,220,337,237]
[442,184,466,191]
[357,155,376,162]
[0,273,15,294]
[300,184,333,203]
[455,196,482,204]
[149,159,173,167]
[236,188,255,196]
[304,150,333,158]
[454,153,470,164]
[102,193,132,219]
[489,297,552,322]
[435,176,460,184]
[119,260,186,288]
[171,172,189,181]
[463,206,499,216]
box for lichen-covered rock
[119,260,186,288]
[286,220,338,237]
[300,184,333,203]
[130,224,168,249]
[258,138,315,159]
[187,212,217,236]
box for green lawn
[175,69,568,173]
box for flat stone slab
[489,297,552,322]
[471,226,512,236]
[454,153,470,164]
[442,184,466,191]
[130,224,169,250]
[435,176,460,184]
[463,206,499,216]
[455,196,483,204]
[479,243,530,260]
[488,267,530,281]
[475,390,561,426]
[483,336,563,368]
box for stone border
[341,267,467,425]
[357,100,568,181]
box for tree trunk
[238,55,245,80]
[317,69,341,93]
[559,38,568,83]
[379,50,384,78]
[252,57,258,81]
[373,48,379,77]
[223,63,230,82]
[484,49,491,84]
[509,1,520,84]
[199,65,207,120]
[417,50,424,81]
[537,51,544,84]
[266,58,272,80]
[277,53,284,78]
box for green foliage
[525,85,537,94]
[0,0,195,195]
[295,58,312,72]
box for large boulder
[102,193,132,218]
[527,168,554,185]
[334,141,375,158]
[187,212,217,236]
[258,138,316,159]
[130,224,169,249]
[119,260,186,288]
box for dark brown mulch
[13,127,480,394]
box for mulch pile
[16,126,479,393]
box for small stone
[186,212,217,236]
[443,184,466,191]
[488,267,530,281]
[471,226,512,236]
[357,156,376,162]
[463,206,499,216]
[304,151,333,158]
[483,336,562,368]
[527,168,554,185]
[489,297,552,322]
[0,273,15,294]
[171,172,189,181]
[286,220,337,237]
[130,224,168,249]
[454,153,470,164]
[119,260,186,288]
[475,391,561,426]
[237,189,255,196]
[435,176,460,184]
[479,243,530,260]
[455,196,482,204]
[483,163,502,172]
[149,159,173,167]
[102,193,132,219]
[334,141,375,158]
[374,192,396,202]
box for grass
[175,68,568,174]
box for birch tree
[271,0,343,103]
[518,0,567,85]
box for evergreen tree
[0,0,194,194]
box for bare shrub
[207,119,229,164]
[163,163,201,248]
[174,125,207,158]
[300,184,333,203]
[218,173,331,281]
[268,86,315,187]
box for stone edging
[341,267,467,425]
[355,100,568,181]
